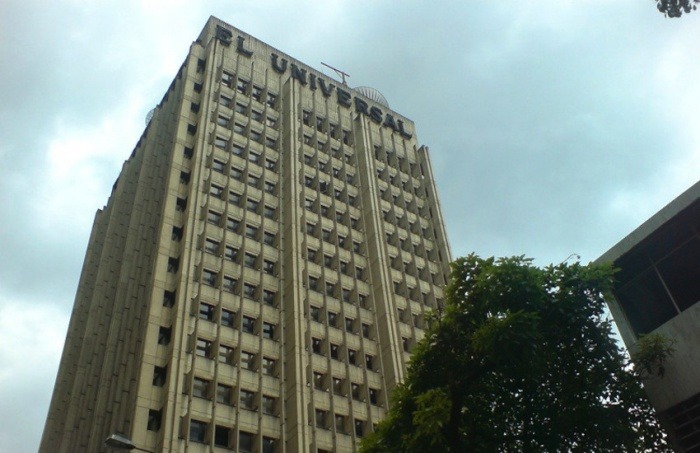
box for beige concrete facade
[40,16,452,453]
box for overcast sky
[1,1,698,451]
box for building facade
[598,180,700,452]
[40,16,452,453]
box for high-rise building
[40,16,451,453]
[598,180,700,452]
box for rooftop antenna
[321,62,350,86]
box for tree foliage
[360,255,672,452]
[656,0,699,17]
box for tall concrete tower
[41,16,452,453]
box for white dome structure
[355,86,389,108]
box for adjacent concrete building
[40,16,452,453]
[598,181,700,452]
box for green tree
[360,255,672,452]
[656,0,699,17]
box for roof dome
[355,86,389,108]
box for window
[235,102,247,114]
[262,322,276,340]
[236,78,249,94]
[262,395,276,415]
[217,115,230,127]
[207,210,222,226]
[262,357,276,376]
[355,419,365,437]
[264,181,276,194]
[263,231,276,246]
[345,317,354,332]
[229,191,242,205]
[369,388,379,405]
[210,184,224,198]
[216,384,233,405]
[263,205,276,219]
[220,94,233,107]
[172,226,183,241]
[362,323,371,339]
[330,344,339,360]
[251,109,263,122]
[351,383,361,400]
[245,225,258,239]
[215,425,231,447]
[240,389,255,410]
[324,254,333,268]
[163,290,176,307]
[333,377,344,395]
[241,351,256,370]
[335,414,346,433]
[249,151,260,164]
[202,269,217,286]
[232,142,245,156]
[327,312,337,327]
[325,282,335,296]
[252,85,264,101]
[189,420,207,443]
[193,377,209,398]
[262,437,277,453]
[246,199,259,213]
[231,167,243,180]
[365,354,374,370]
[199,302,215,321]
[359,294,368,308]
[312,337,322,354]
[243,283,257,299]
[267,92,277,109]
[204,238,219,254]
[242,316,256,333]
[226,217,240,233]
[221,70,234,87]
[215,136,228,149]
[313,372,325,390]
[219,344,234,364]
[348,349,357,365]
[187,124,197,135]
[196,339,212,358]
[153,365,166,387]
[244,253,257,269]
[221,309,235,327]
[167,257,179,273]
[263,290,276,306]
[403,337,410,352]
[194,82,203,93]
[342,289,352,304]
[239,431,254,453]
[307,248,317,261]
[309,276,319,292]
[353,241,362,253]
[310,306,320,322]
[147,409,162,431]
[223,276,236,293]
[158,326,171,345]
[305,198,314,210]
[224,246,238,261]
[263,260,275,275]
[306,222,316,236]
[315,409,327,428]
[265,158,276,171]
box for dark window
[263,260,275,275]
[348,349,357,365]
[189,420,207,443]
[163,290,176,307]
[207,210,222,226]
[369,388,379,405]
[147,409,162,431]
[193,377,209,398]
[153,365,166,387]
[242,316,256,333]
[327,312,337,327]
[351,383,361,400]
[204,238,219,254]
[226,217,240,233]
[262,395,276,415]
[215,425,231,447]
[335,414,346,433]
[263,290,276,306]
[362,323,371,339]
[223,276,237,293]
[262,322,276,340]
[312,337,322,354]
[243,283,257,300]
[196,339,212,358]
[241,351,256,370]
[239,431,254,453]
[240,389,255,410]
[355,419,365,437]
[262,357,276,376]
[244,253,257,269]
[313,372,325,390]
[262,437,277,453]
[219,345,234,365]
[224,246,238,261]
[333,377,344,395]
[315,409,327,428]
[221,309,235,327]
[202,269,217,286]
[330,344,339,360]
[263,231,276,246]
[216,384,232,405]
[310,306,320,322]
[158,326,171,345]
[345,317,354,333]
[245,225,258,239]
[365,354,374,369]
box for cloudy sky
[1,1,698,451]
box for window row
[314,409,367,438]
[191,377,278,413]
[211,159,277,194]
[198,302,278,338]
[194,338,277,374]
[307,248,365,280]
[304,222,362,254]
[215,120,278,151]
[189,418,277,453]
[209,184,277,220]
[221,70,278,110]
[310,337,374,369]
[301,109,353,145]
[207,210,277,246]
[201,268,278,305]
[215,135,279,165]
[204,238,278,275]
[312,372,381,406]
[309,306,373,339]
[307,275,367,307]
[374,144,424,180]
[303,151,356,179]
